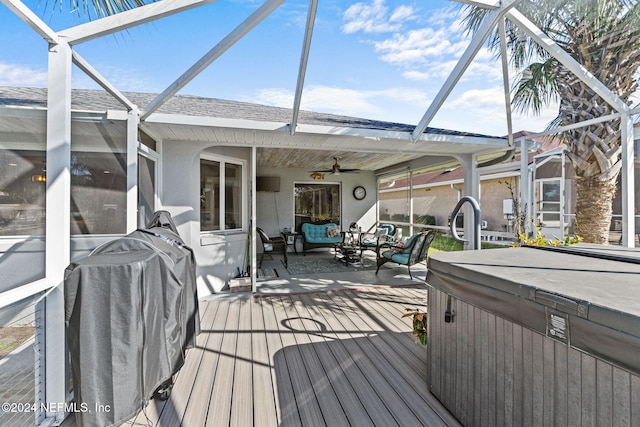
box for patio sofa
[301,222,342,254]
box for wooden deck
[112,284,458,427]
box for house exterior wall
[162,142,252,297]
[478,179,518,232]
[256,166,377,243]
[160,145,378,297]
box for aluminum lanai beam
[411,0,521,143]
[59,0,218,45]
[1,0,58,44]
[141,0,285,120]
[506,9,628,114]
[290,0,318,136]
[498,18,514,147]
[72,51,136,111]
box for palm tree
[464,0,640,243]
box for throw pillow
[327,225,341,238]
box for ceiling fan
[311,157,360,176]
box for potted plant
[402,308,427,346]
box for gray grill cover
[64,211,199,427]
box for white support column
[520,138,533,236]
[408,170,414,236]
[621,113,635,247]
[43,38,72,425]
[250,146,257,293]
[127,108,140,232]
[457,153,480,250]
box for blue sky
[0,0,561,136]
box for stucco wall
[161,142,252,297]
[256,166,377,246]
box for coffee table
[335,244,362,266]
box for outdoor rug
[284,256,377,275]
[258,268,279,279]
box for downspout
[450,183,461,200]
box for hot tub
[425,245,640,426]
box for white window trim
[200,153,247,235]
[138,143,161,224]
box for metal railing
[449,196,482,250]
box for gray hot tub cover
[64,211,199,427]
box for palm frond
[512,60,559,114]
[44,0,152,20]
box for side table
[281,231,300,255]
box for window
[0,148,46,236]
[70,151,127,234]
[294,183,341,230]
[200,156,244,232]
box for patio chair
[257,227,288,268]
[360,223,398,256]
[375,230,435,280]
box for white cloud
[374,28,460,65]
[342,0,415,34]
[403,70,431,81]
[71,63,159,93]
[431,86,559,135]
[0,62,47,87]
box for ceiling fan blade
[338,168,360,173]
[309,169,333,173]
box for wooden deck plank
[204,298,241,426]
[180,299,229,427]
[230,298,254,427]
[251,298,279,427]
[288,298,351,426]
[330,290,458,426]
[259,297,301,427]
[315,291,421,425]
[310,292,402,426]
[342,288,428,374]
[296,294,376,426]
[271,297,326,426]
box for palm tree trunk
[574,176,617,244]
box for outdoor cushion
[381,248,410,264]
[400,233,419,253]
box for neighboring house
[380,127,640,242]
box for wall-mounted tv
[256,176,280,192]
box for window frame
[293,181,342,230]
[199,153,247,234]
